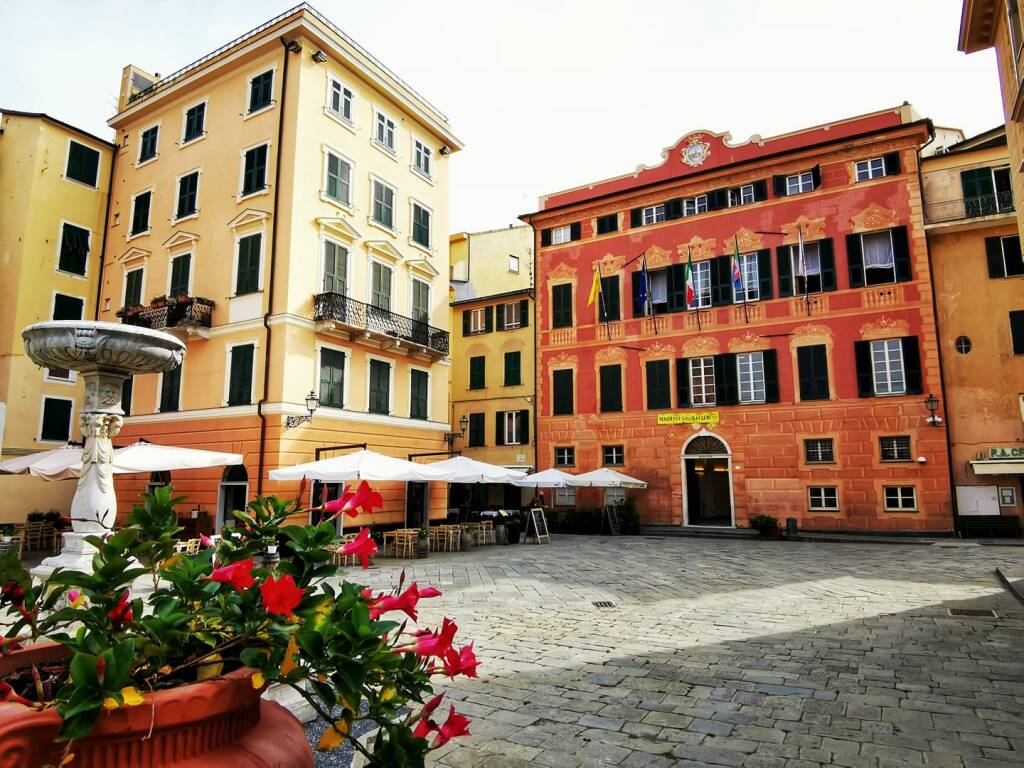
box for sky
[0,1,1005,233]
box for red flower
[367,582,441,622]
[210,557,256,591]
[324,481,384,519]
[108,591,133,630]
[259,573,305,617]
[434,706,471,747]
[340,528,378,570]
[1,580,24,607]
[418,586,442,599]
[443,642,479,679]
[409,617,458,659]
[0,680,31,707]
[412,693,446,740]
[96,656,106,683]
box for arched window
[684,435,728,456]
[222,465,248,482]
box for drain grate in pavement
[948,608,997,618]
[592,601,615,608]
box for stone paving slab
[333,535,1024,767]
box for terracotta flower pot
[0,643,312,768]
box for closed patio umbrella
[573,468,647,489]
[28,441,243,480]
[512,468,584,488]
[428,456,527,484]
[269,449,453,483]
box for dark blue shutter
[846,234,865,288]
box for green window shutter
[412,281,429,323]
[552,284,573,328]
[176,172,198,218]
[368,360,390,414]
[323,241,347,294]
[52,294,84,321]
[319,348,346,408]
[645,360,671,409]
[131,191,151,235]
[468,412,485,446]
[413,205,431,247]
[552,369,574,415]
[227,344,254,406]
[236,234,261,294]
[58,223,90,275]
[66,141,99,187]
[599,364,622,412]
[184,103,205,141]
[160,367,181,412]
[40,398,72,441]
[242,145,268,196]
[169,254,191,297]
[469,356,485,389]
[249,71,273,112]
[124,270,143,307]
[410,369,428,419]
[504,351,521,386]
[121,377,134,417]
[371,262,392,310]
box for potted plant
[176,293,192,305]
[0,484,477,766]
[25,510,44,523]
[149,294,168,308]
[416,527,430,558]
[748,514,782,539]
[505,517,521,545]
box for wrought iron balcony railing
[313,292,449,357]
[121,298,214,333]
[925,190,1015,224]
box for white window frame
[408,365,432,420]
[860,230,897,285]
[314,341,351,411]
[122,265,146,307]
[37,396,75,444]
[602,445,625,466]
[373,109,397,153]
[410,198,432,251]
[735,252,759,303]
[737,351,766,404]
[786,171,814,195]
[554,446,575,467]
[135,121,161,167]
[884,485,917,511]
[156,361,184,413]
[325,74,355,126]
[870,339,906,396]
[62,138,102,190]
[683,195,708,217]
[740,184,755,205]
[808,486,839,511]
[238,140,272,201]
[127,187,154,240]
[320,235,351,295]
[231,227,267,295]
[551,225,572,244]
[469,307,487,334]
[180,98,208,146]
[508,255,520,273]
[244,65,277,118]
[412,136,433,180]
[365,354,395,416]
[502,302,521,329]
[321,145,353,208]
[856,157,886,181]
[370,177,397,231]
[410,276,431,324]
[166,251,195,296]
[689,356,716,406]
[173,166,202,223]
[642,204,666,225]
[54,219,92,279]
[504,411,523,445]
[554,486,576,506]
[222,340,259,407]
[689,260,712,309]
[788,241,823,294]
[368,257,394,311]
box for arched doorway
[217,465,249,531]
[681,432,734,527]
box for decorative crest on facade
[595,346,626,364]
[676,236,716,261]
[728,227,764,253]
[681,134,711,167]
[858,315,909,339]
[727,331,769,352]
[597,253,625,274]
[639,341,676,360]
[850,202,898,233]
[547,262,577,282]
[780,215,826,245]
[547,352,578,369]
[682,336,720,356]
[645,245,672,269]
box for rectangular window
[856,157,885,181]
[502,302,521,329]
[371,180,395,229]
[322,240,347,294]
[642,204,666,225]
[370,261,392,310]
[880,436,912,462]
[183,102,206,142]
[58,223,90,275]
[1012,310,1024,354]
[410,369,429,420]
[248,70,274,113]
[40,398,72,442]
[602,445,625,466]
[324,151,351,205]
[737,352,766,404]
[375,112,396,151]
[328,78,353,122]
[468,307,487,334]
[227,344,254,406]
[599,364,622,412]
[124,269,143,307]
[797,344,829,401]
[645,360,671,409]
[159,366,181,413]
[884,486,917,511]
[236,234,262,295]
[412,202,431,248]
[508,255,520,273]
[804,438,834,463]
[860,230,897,285]
[961,165,1014,216]
[552,283,573,328]
[734,253,759,303]
[169,253,191,297]
[65,141,100,187]
[551,225,572,244]
[739,184,755,205]
[555,487,576,506]
[469,356,485,390]
[552,369,574,415]
[138,125,158,163]
[411,280,429,324]
[176,171,199,219]
[53,293,84,321]
[683,195,708,216]
[790,241,823,294]
[468,413,485,447]
[504,351,521,386]
[689,356,716,406]
[413,139,432,177]
[688,260,712,309]
[554,447,575,467]
[130,191,151,235]
[596,213,618,234]
[598,275,620,321]
[504,411,523,445]
[786,172,814,195]
[987,235,1024,278]
[809,486,839,511]
[319,348,346,408]
[368,359,390,415]
[242,144,268,197]
[870,339,905,395]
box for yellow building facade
[448,226,534,508]
[922,126,1024,525]
[0,110,113,521]
[97,6,462,529]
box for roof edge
[0,108,115,149]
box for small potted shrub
[748,514,782,538]
[149,294,168,308]
[505,517,521,545]
[416,527,430,558]
[26,510,44,523]
[176,293,192,305]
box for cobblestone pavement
[349,536,1024,768]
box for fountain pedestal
[21,322,184,580]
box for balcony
[313,292,449,360]
[120,297,214,340]
[925,191,1015,225]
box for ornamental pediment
[677,236,716,261]
[727,227,764,253]
[365,240,403,264]
[596,253,625,274]
[780,216,827,245]
[547,262,577,282]
[645,245,672,269]
[227,208,271,231]
[859,315,909,339]
[639,341,676,360]
[727,331,769,352]
[547,352,578,369]
[682,336,720,357]
[850,203,898,233]
[595,346,626,364]
[162,231,199,251]
[117,246,151,267]
[317,216,361,243]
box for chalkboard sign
[605,506,621,536]
[528,507,550,544]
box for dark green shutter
[177,172,198,218]
[777,246,794,298]
[228,344,254,406]
[243,145,268,196]
[820,239,837,292]
[124,270,143,307]
[495,411,505,445]
[169,254,191,297]
[469,357,485,389]
[596,214,618,234]
[40,398,72,441]
[518,410,529,445]
[714,354,738,405]
[1005,236,1024,276]
[484,305,494,332]
[797,345,829,401]
[756,249,773,300]
[462,310,471,336]
[468,413,485,447]
[665,199,683,220]
[811,165,821,189]
[772,175,787,197]
[752,180,768,201]
[520,299,530,327]
[496,304,505,332]
[1010,311,1024,354]
[121,377,133,416]
[59,223,89,275]
[131,191,151,235]
[599,365,622,412]
[541,229,552,246]
[645,360,671,409]
[762,350,779,403]
[66,141,99,187]
[675,358,690,407]
[854,341,874,398]
[710,256,732,306]
[883,152,900,175]
[410,370,428,419]
[160,367,181,412]
[504,351,521,386]
[901,337,923,394]
[552,284,573,328]
[892,226,912,282]
[986,236,1007,277]
[599,275,620,321]
[570,222,582,241]
[368,360,390,414]
[236,234,261,294]
[53,294,84,321]
[552,369,573,415]
[667,264,687,312]
[319,348,345,408]
[630,208,643,227]
[846,234,865,288]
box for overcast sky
[1,1,1004,233]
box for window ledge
[366,217,397,236]
[372,140,399,161]
[408,238,432,255]
[61,175,99,191]
[320,191,354,213]
[180,133,207,148]
[411,166,435,185]
[55,268,88,280]
[324,108,357,133]
[172,212,199,225]
[126,230,151,242]
[231,290,263,299]
[135,155,159,169]
[244,103,276,121]
[238,187,271,203]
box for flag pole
[736,235,749,324]
[798,224,812,317]
[688,246,701,333]
[645,253,658,336]
[595,261,612,342]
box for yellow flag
[587,267,601,306]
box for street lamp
[923,393,943,426]
[286,391,320,429]
[444,414,469,452]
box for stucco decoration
[676,235,716,261]
[547,352,578,369]
[850,202,898,233]
[859,315,910,339]
[727,331,769,352]
[645,245,672,269]
[639,341,676,360]
[682,336,720,357]
[597,253,625,274]
[547,262,577,283]
[791,323,834,346]
[780,215,827,245]
[727,227,764,253]
[595,346,626,364]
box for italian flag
[685,248,695,306]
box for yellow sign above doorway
[657,411,720,425]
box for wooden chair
[480,520,495,545]
[393,529,416,558]
[186,539,201,555]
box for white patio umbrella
[28,441,243,480]
[429,456,527,484]
[573,468,647,489]
[269,449,453,483]
[0,445,81,475]
[512,468,585,488]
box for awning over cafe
[970,460,1024,475]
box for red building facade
[523,106,954,532]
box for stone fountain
[21,321,185,578]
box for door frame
[680,430,735,527]
[217,481,249,532]
[405,481,429,528]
